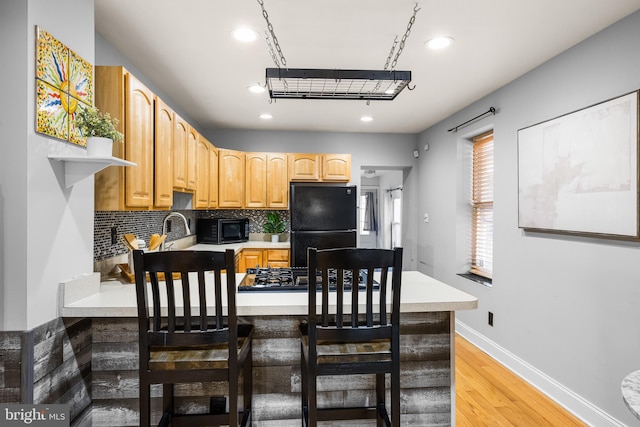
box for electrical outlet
[111,227,117,245]
[488,311,494,327]
[167,220,172,232]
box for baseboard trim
[455,320,626,427]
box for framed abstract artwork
[36,26,93,146]
[517,91,640,239]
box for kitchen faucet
[161,212,191,251]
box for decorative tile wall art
[36,26,93,146]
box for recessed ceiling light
[385,89,395,95]
[232,27,258,43]
[259,113,273,120]
[360,116,373,122]
[248,84,266,93]
[425,36,454,50]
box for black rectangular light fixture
[266,68,412,101]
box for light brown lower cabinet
[237,248,290,272]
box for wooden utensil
[148,234,166,251]
[123,233,138,250]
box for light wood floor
[455,334,587,426]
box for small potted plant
[75,106,123,157]
[262,212,286,242]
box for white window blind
[471,131,494,279]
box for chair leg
[139,379,151,427]
[162,384,173,417]
[242,347,253,426]
[392,367,400,426]
[229,371,239,426]
[300,343,307,426]
[307,364,317,427]
[376,373,388,427]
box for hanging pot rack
[257,0,419,101]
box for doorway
[360,168,403,249]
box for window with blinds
[471,131,494,279]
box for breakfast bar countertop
[59,270,477,318]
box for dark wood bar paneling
[0,331,22,403]
[91,311,452,425]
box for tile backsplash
[94,209,290,261]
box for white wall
[417,10,640,425]
[0,0,95,331]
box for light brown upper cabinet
[186,126,198,191]
[289,153,320,181]
[209,144,219,208]
[266,153,288,208]
[288,153,351,182]
[95,66,154,210]
[194,133,209,209]
[245,152,267,208]
[194,134,218,209]
[218,149,246,208]
[322,153,351,181]
[154,97,173,208]
[245,152,289,209]
[172,113,188,190]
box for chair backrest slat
[365,267,374,327]
[181,273,191,332]
[214,269,223,329]
[165,275,176,332]
[133,249,236,353]
[150,273,162,331]
[350,268,358,327]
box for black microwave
[197,218,249,244]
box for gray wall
[1,0,96,331]
[417,10,640,425]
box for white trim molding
[455,320,626,427]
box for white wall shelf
[48,155,136,188]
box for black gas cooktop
[238,267,378,292]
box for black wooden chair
[133,249,253,427]
[299,247,403,426]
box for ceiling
[94,0,640,134]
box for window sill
[458,273,492,287]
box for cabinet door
[267,249,289,268]
[289,153,320,181]
[218,149,246,208]
[209,145,218,208]
[239,249,263,273]
[154,97,173,208]
[194,134,210,209]
[173,113,188,190]
[246,152,267,208]
[95,66,126,211]
[186,126,197,191]
[322,154,351,181]
[267,153,288,208]
[124,73,154,208]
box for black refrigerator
[290,183,357,267]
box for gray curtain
[363,191,378,232]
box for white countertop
[62,243,476,317]
[60,270,477,317]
